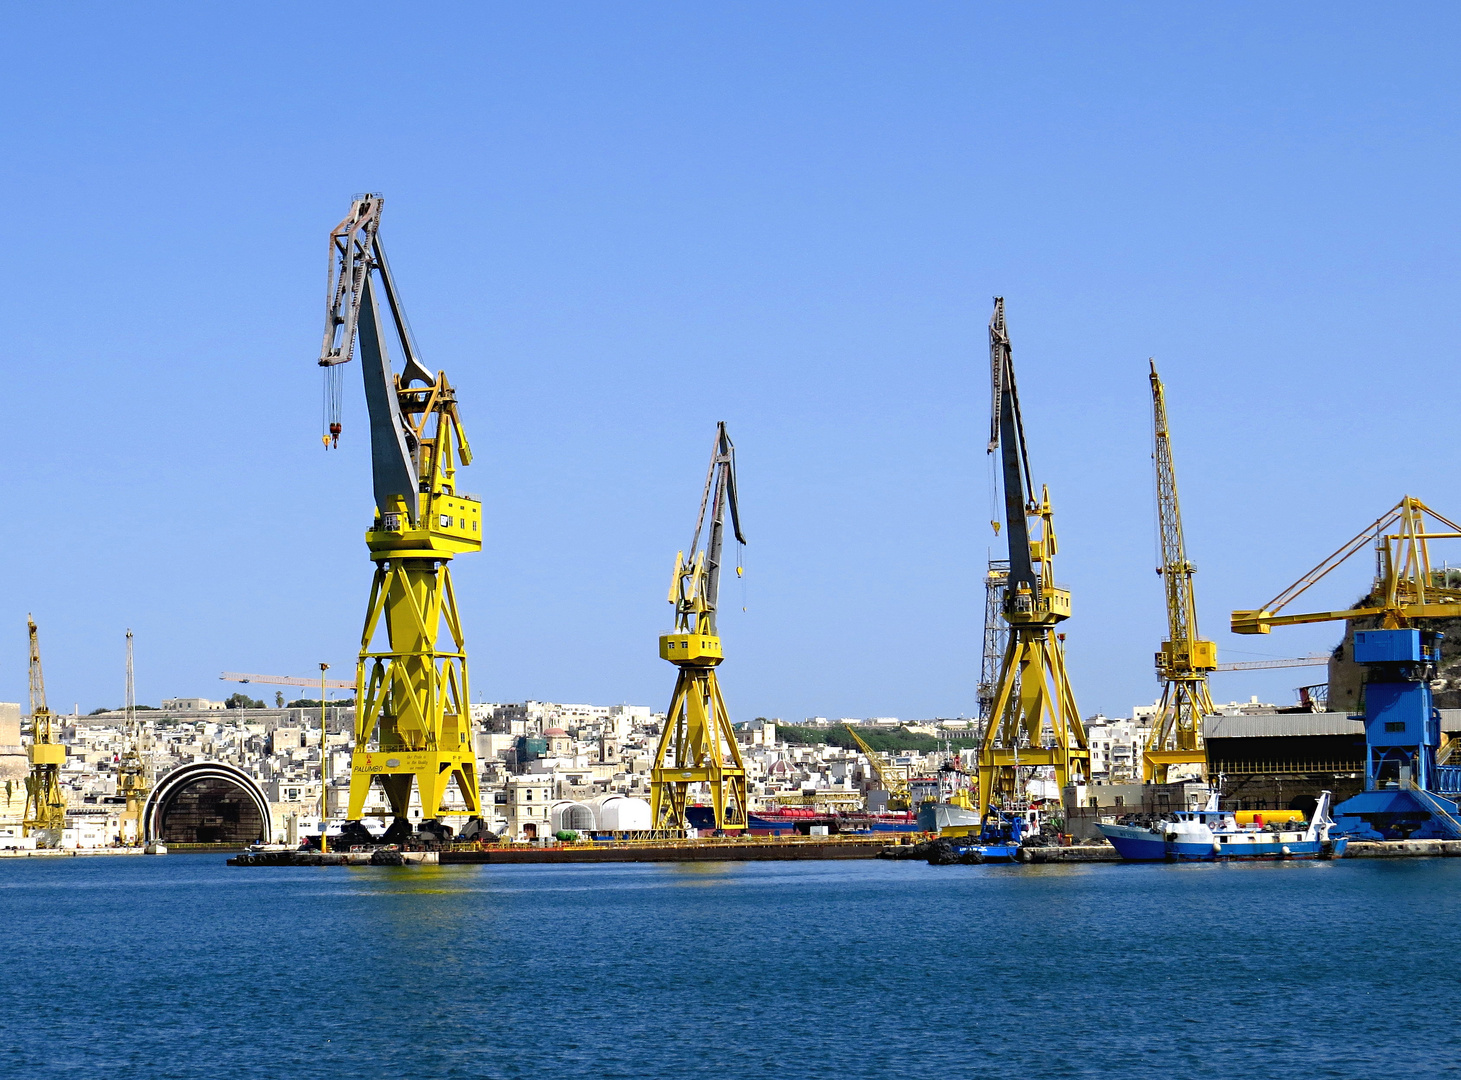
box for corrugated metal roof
[1203,713,1363,739]
[1204,709,1461,739]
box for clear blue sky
[1,3,1458,720]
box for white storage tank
[549,801,577,833]
[595,795,651,832]
[550,801,597,833]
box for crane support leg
[346,558,480,828]
[977,629,1089,820]
[1142,676,1212,783]
[650,666,748,833]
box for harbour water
[2,855,1459,1078]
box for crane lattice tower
[117,628,151,843]
[1144,360,1216,783]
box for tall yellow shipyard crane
[22,617,66,839]
[978,298,1090,818]
[1143,360,1216,783]
[318,194,482,842]
[116,629,151,844]
[842,724,910,810]
[650,423,749,833]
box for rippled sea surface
[1,853,1457,1078]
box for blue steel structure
[1329,628,1461,839]
[1231,497,1461,841]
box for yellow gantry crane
[318,194,482,842]
[1143,361,1216,783]
[842,724,911,810]
[650,423,749,834]
[22,617,66,840]
[978,298,1090,818]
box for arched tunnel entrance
[144,762,272,844]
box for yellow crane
[1143,360,1216,783]
[650,422,749,834]
[116,629,151,845]
[22,616,66,840]
[318,194,483,843]
[1232,496,1461,634]
[842,724,910,810]
[977,298,1090,818]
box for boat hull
[917,802,981,833]
[1098,823,1347,862]
[947,841,1021,862]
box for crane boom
[220,671,354,690]
[1212,655,1328,672]
[117,628,151,845]
[1232,496,1461,634]
[1151,360,1206,666]
[988,299,1037,598]
[1143,360,1215,782]
[843,724,910,809]
[683,423,745,636]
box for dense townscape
[0,694,1284,848]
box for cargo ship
[1097,791,1348,861]
[685,805,921,835]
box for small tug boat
[1097,790,1347,862]
[944,807,1041,862]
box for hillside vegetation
[775,723,979,753]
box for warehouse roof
[1204,709,1461,739]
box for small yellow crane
[650,423,749,833]
[842,724,911,811]
[1143,360,1216,783]
[978,298,1090,818]
[116,629,151,845]
[22,616,66,840]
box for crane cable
[323,363,344,449]
[736,538,747,612]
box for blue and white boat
[1097,791,1348,862]
[946,807,1041,862]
